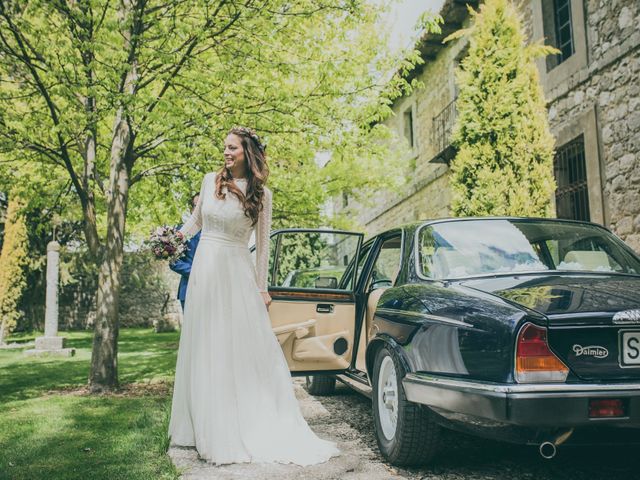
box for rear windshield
[418,219,640,279]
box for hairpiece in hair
[233,126,267,154]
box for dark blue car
[261,218,640,466]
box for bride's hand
[260,291,272,310]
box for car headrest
[563,250,611,271]
[431,248,479,278]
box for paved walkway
[168,378,400,479]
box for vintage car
[260,218,640,465]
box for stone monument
[25,240,75,357]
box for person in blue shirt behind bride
[170,193,201,311]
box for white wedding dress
[168,172,340,466]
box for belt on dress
[199,232,246,248]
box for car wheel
[305,374,336,395]
[372,345,440,466]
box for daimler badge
[573,344,609,359]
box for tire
[372,345,440,466]
[305,374,336,395]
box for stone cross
[25,241,75,357]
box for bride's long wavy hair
[215,126,269,225]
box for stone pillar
[44,240,60,337]
[25,241,75,357]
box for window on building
[403,108,414,149]
[542,0,575,71]
[554,135,590,221]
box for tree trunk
[88,109,132,391]
[88,0,140,392]
[81,132,101,259]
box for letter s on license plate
[621,331,640,366]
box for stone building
[343,0,640,251]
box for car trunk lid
[461,274,640,381]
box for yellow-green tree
[0,196,29,344]
[0,0,423,390]
[446,0,557,217]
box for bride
[168,126,340,466]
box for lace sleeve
[179,173,209,237]
[255,187,273,292]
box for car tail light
[589,399,626,418]
[515,323,569,383]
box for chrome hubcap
[377,355,398,441]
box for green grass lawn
[0,328,181,480]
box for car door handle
[316,304,334,314]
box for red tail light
[589,399,626,418]
[515,323,569,383]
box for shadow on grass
[0,329,180,403]
[0,394,178,480]
[0,328,181,480]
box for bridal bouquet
[147,226,188,262]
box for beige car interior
[269,297,356,372]
[268,233,402,374]
[355,236,402,372]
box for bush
[448,0,557,217]
[0,196,29,342]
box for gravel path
[170,379,640,480]
[318,382,640,480]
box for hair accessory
[233,126,267,153]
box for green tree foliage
[446,0,557,217]
[275,233,328,286]
[0,196,29,343]
[0,0,420,389]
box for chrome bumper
[403,373,640,427]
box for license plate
[621,331,640,365]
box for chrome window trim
[375,307,473,328]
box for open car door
[261,229,363,375]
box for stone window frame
[552,106,605,225]
[402,102,419,159]
[531,0,588,94]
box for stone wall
[527,0,640,250]
[19,251,182,332]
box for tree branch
[130,160,189,185]
[0,1,84,200]
[139,0,248,124]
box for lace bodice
[180,172,272,292]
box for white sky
[382,0,446,53]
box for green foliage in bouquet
[445,0,558,217]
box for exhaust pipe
[538,428,573,460]
[539,441,556,459]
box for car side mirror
[314,276,338,289]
